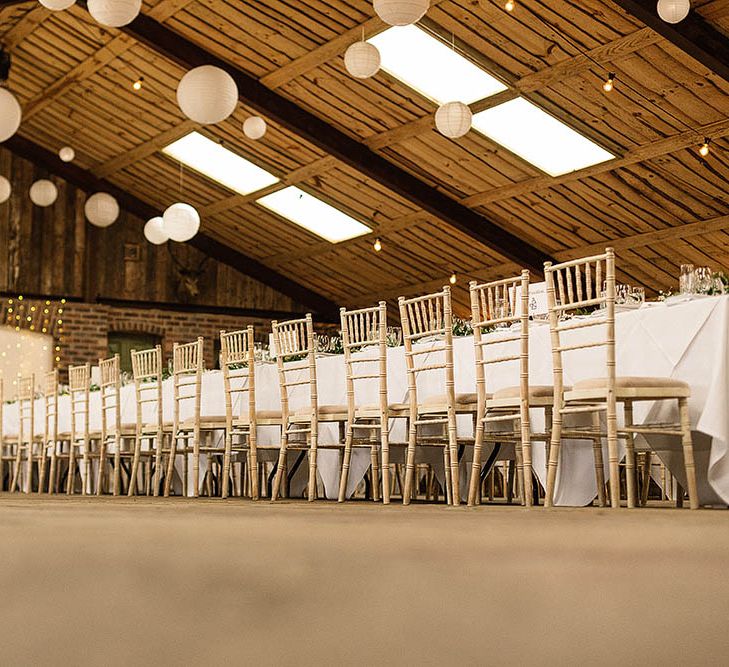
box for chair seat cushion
[294,404,348,417]
[492,385,556,400]
[235,410,283,424]
[422,393,478,406]
[359,403,409,413]
[573,376,689,391]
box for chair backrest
[17,373,34,444]
[172,337,204,428]
[220,327,256,427]
[69,363,91,441]
[340,302,388,418]
[271,314,316,423]
[469,271,530,403]
[43,369,59,442]
[131,345,164,433]
[398,286,454,410]
[544,247,616,397]
[99,354,121,437]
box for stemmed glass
[694,266,713,294]
[680,264,695,294]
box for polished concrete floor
[0,495,727,666]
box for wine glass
[694,266,712,294]
[680,264,695,294]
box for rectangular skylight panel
[163,132,279,195]
[257,187,370,243]
[368,25,507,105]
[471,98,615,176]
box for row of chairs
[1,249,699,508]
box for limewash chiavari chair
[338,302,408,504]
[467,272,532,507]
[398,286,477,506]
[164,337,219,498]
[98,354,135,496]
[129,346,166,496]
[10,374,35,493]
[43,370,59,494]
[220,327,283,500]
[544,248,699,509]
[66,363,99,495]
[271,314,347,502]
[0,378,5,490]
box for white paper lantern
[29,180,58,207]
[163,203,200,242]
[87,0,141,27]
[0,176,10,204]
[85,192,119,227]
[144,216,168,245]
[657,0,690,23]
[344,41,381,79]
[0,88,22,143]
[373,0,429,26]
[243,116,267,140]
[176,66,238,124]
[58,146,75,162]
[39,0,75,9]
[435,101,472,139]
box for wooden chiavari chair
[129,345,165,496]
[544,247,699,509]
[220,327,282,500]
[66,363,99,495]
[398,286,477,506]
[271,315,347,502]
[43,370,59,494]
[97,354,136,495]
[338,302,407,504]
[0,378,6,490]
[10,374,35,493]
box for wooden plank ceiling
[1,0,728,316]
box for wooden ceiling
[1,0,728,316]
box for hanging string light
[132,76,143,91]
[504,0,515,11]
[449,272,457,285]
[699,138,711,157]
[602,72,616,93]
[373,237,382,252]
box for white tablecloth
[4,295,729,505]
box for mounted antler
[167,245,211,301]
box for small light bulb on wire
[603,72,615,93]
[504,0,515,11]
[132,76,144,91]
[699,138,710,157]
[449,272,457,285]
[373,237,382,252]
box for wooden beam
[108,7,552,275]
[0,4,46,49]
[3,133,341,317]
[353,212,729,303]
[610,0,729,83]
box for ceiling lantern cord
[373,0,429,27]
[656,0,691,24]
[177,65,238,124]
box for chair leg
[370,442,380,502]
[468,412,485,507]
[442,445,452,505]
[67,444,76,495]
[678,398,699,509]
[128,436,142,497]
[221,431,233,499]
[590,412,607,507]
[113,436,122,497]
[163,433,178,497]
[545,406,562,508]
[82,439,90,496]
[271,426,289,502]
[448,412,460,506]
[249,443,259,501]
[606,396,620,509]
[96,439,107,497]
[622,401,638,509]
[338,422,354,503]
[403,420,418,506]
[47,446,57,494]
[192,429,201,498]
[37,445,48,495]
[640,452,652,506]
[513,442,524,506]
[381,419,391,505]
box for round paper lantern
[85,192,119,227]
[0,176,10,204]
[373,0,429,26]
[344,41,381,79]
[162,203,200,242]
[435,101,472,139]
[176,66,238,124]
[0,88,22,143]
[144,216,168,245]
[29,180,58,207]
[657,0,690,23]
[58,146,75,162]
[243,116,267,140]
[39,0,75,9]
[87,0,141,27]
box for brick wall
[59,302,278,371]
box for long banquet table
[3,295,729,505]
